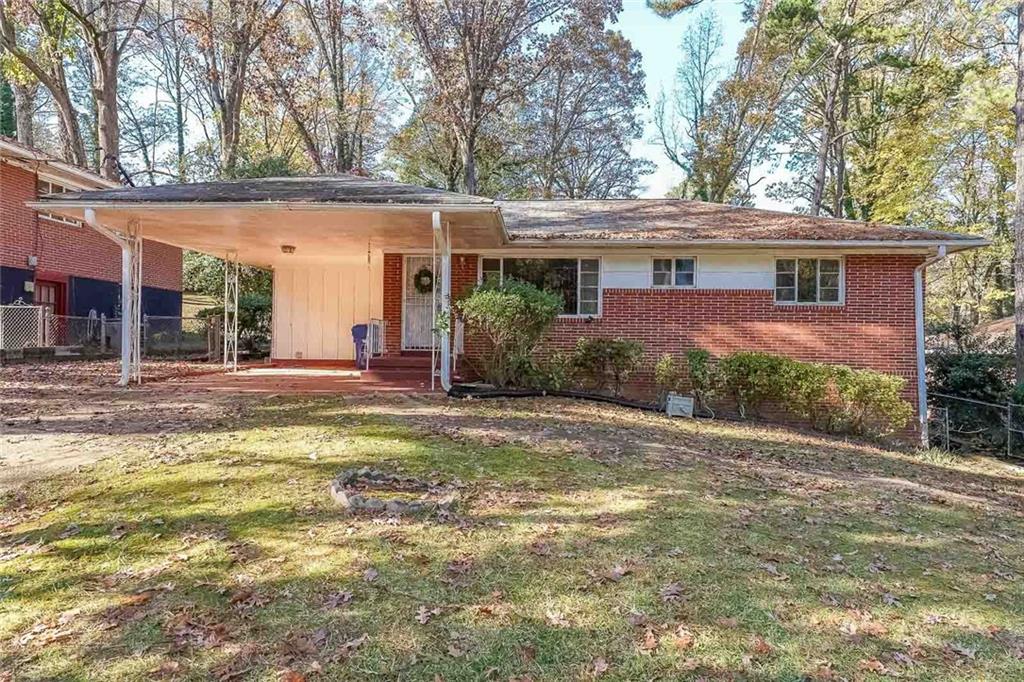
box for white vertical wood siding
[600,254,774,290]
[272,254,383,360]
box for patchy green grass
[2,394,1024,681]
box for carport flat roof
[31,176,506,268]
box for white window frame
[773,256,845,306]
[36,179,83,227]
[650,256,698,289]
[477,255,603,318]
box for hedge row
[673,350,913,438]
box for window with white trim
[652,257,696,287]
[480,257,601,316]
[775,258,842,304]
[36,179,82,226]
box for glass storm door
[403,256,436,350]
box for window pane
[675,270,694,287]
[503,258,578,314]
[581,272,599,287]
[580,258,599,273]
[819,272,840,289]
[675,258,695,273]
[776,287,796,302]
[819,259,840,302]
[797,259,818,302]
[776,259,796,274]
[652,258,672,287]
[579,300,599,315]
[819,259,840,274]
[481,258,501,286]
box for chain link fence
[0,304,44,350]
[44,313,104,348]
[2,306,219,361]
[929,392,1024,460]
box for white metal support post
[83,209,142,386]
[432,211,452,391]
[223,251,239,371]
[124,220,143,385]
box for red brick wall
[382,253,403,356]
[400,252,923,423]
[0,161,181,290]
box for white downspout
[433,211,452,392]
[914,245,946,448]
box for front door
[35,281,65,316]
[403,255,436,350]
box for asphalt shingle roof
[50,174,493,206]
[497,199,979,242]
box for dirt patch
[0,360,249,490]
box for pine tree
[0,77,15,138]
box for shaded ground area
[1,365,1024,680]
[0,362,436,489]
[0,361,244,489]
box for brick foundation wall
[0,162,182,298]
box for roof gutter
[504,237,989,250]
[914,245,947,448]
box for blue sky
[612,0,753,199]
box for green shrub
[717,352,791,417]
[198,292,272,355]
[832,366,913,436]
[654,354,683,407]
[685,349,720,415]
[528,351,574,391]
[571,337,644,396]
[708,350,911,437]
[457,280,562,387]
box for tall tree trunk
[1014,1,1024,385]
[811,65,842,216]
[462,134,477,195]
[12,81,35,147]
[95,59,120,180]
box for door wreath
[413,265,434,294]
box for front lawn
[2,395,1023,680]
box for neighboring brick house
[0,137,182,317]
[32,175,988,441]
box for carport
[30,176,506,389]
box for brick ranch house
[0,136,182,317]
[31,175,987,442]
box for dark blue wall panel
[68,276,119,317]
[66,276,182,318]
[142,287,183,317]
[0,266,35,305]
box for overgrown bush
[527,351,574,391]
[717,352,791,418]
[695,349,911,438]
[654,354,683,407]
[832,366,913,435]
[686,349,720,415]
[457,280,562,387]
[571,338,644,396]
[198,292,272,355]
